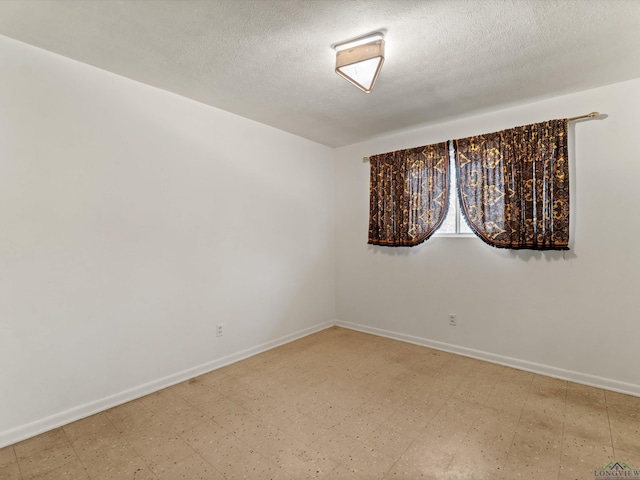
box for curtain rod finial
[568,111,601,121]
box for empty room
[1,1,639,479]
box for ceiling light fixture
[334,32,385,94]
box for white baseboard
[0,321,334,449]
[4,318,638,448]
[335,320,640,398]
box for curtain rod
[362,112,600,161]
[567,111,599,121]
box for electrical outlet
[448,314,457,326]
[216,323,224,337]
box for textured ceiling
[1,0,640,147]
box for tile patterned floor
[2,327,639,479]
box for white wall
[2,30,639,450]
[335,78,640,395]
[0,35,335,446]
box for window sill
[433,233,477,238]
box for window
[435,149,474,236]
[369,118,569,248]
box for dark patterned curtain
[368,142,449,246]
[454,119,569,250]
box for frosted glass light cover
[335,37,385,93]
[336,57,383,92]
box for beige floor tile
[523,385,566,414]
[430,398,485,429]
[62,413,113,443]
[323,464,364,479]
[254,429,304,459]
[469,405,519,437]
[307,402,351,428]
[253,397,300,426]
[179,419,229,454]
[384,445,455,479]
[239,393,278,417]
[281,413,329,446]
[195,432,255,473]
[559,433,613,479]
[154,453,224,479]
[0,462,22,480]
[421,375,466,397]
[197,369,234,390]
[372,381,422,407]
[308,427,360,463]
[398,382,435,404]
[463,426,518,466]
[128,432,195,473]
[355,400,396,424]
[384,409,433,441]
[264,442,338,478]
[15,440,77,479]
[518,406,565,435]
[247,373,289,395]
[608,400,640,421]
[609,415,640,453]
[67,425,123,456]
[502,456,560,480]
[74,441,142,478]
[14,429,69,460]
[504,427,562,480]
[231,457,294,480]
[607,391,640,429]
[203,397,256,431]
[410,421,470,458]
[363,425,413,460]
[159,404,211,435]
[160,397,211,425]
[483,388,529,417]
[28,458,89,480]
[140,389,183,413]
[223,382,268,407]
[446,441,510,480]
[0,445,17,467]
[563,405,611,445]
[605,391,640,415]
[183,389,231,418]
[71,429,130,462]
[231,418,281,449]
[221,454,293,480]
[331,413,379,442]
[8,328,640,480]
[397,392,446,419]
[453,374,497,400]
[109,408,166,438]
[566,382,605,407]
[492,374,531,392]
[342,443,396,479]
[509,422,563,457]
[284,389,330,416]
[320,388,366,412]
[90,456,157,480]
